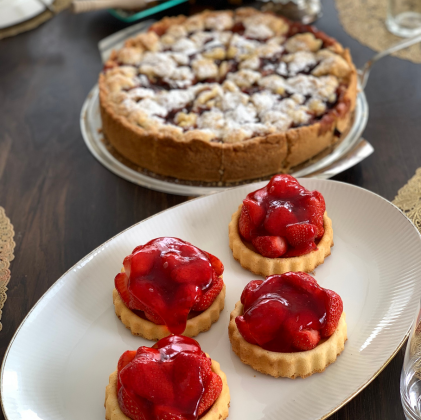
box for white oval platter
[2,179,420,420]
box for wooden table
[1,1,420,418]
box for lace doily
[393,168,421,377]
[335,0,421,64]
[0,207,15,332]
[393,168,421,232]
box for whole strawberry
[116,336,223,420]
[236,272,343,352]
[237,174,327,259]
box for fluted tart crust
[229,205,333,276]
[113,284,226,341]
[228,301,347,378]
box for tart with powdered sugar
[99,7,358,182]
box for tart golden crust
[113,284,226,341]
[228,206,333,276]
[99,8,358,183]
[105,358,230,420]
[228,301,347,378]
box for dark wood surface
[1,0,420,418]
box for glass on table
[387,0,421,37]
[401,299,421,419]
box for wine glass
[401,299,421,419]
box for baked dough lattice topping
[103,8,353,144]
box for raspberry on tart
[105,335,230,420]
[228,272,347,378]
[113,237,226,340]
[229,174,333,276]
[99,8,358,183]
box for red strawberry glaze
[115,237,224,335]
[235,272,343,353]
[117,335,223,420]
[238,174,326,258]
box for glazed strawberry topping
[238,174,326,258]
[251,236,288,259]
[235,272,343,352]
[117,336,223,420]
[115,237,224,334]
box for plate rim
[80,85,369,197]
[1,179,417,420]
[0,0,54,30]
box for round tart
[229,174,333,276]
[105,335,230,420]
[228,272,347,378]
[99,7,357,183]
[114,237,225,340]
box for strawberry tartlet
[113,237,226,340]
[228,272,347,378]
[229,174,333,276]
[105,335,230,420]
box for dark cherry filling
[196,105,211,115]
[238,174,326,258]
[235,272,343,352]
[260,53,284,69]
[166,103,195,126]
[117,336,223,420]
[231,21,245,35]
[114,237,224,334]
[317,84,351,134]
[241,85,264,95]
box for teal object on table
[108,0,189,23]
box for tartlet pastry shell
[105,358,230,420]
[228,206,333,276]
[113,283,226,341]
[228,301,347,378]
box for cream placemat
[395,169,421,368]
[393,168,421,231]
[335,0,421,64]
[0,207,15,332]
[0,0,72,41]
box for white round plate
[0,0,54,29]
[2,179,420,420]
[80,87,368,196]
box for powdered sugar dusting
[283,51,317,76]
[156,90,194,112]
[244,23,274,40]
[137,98,168,118]
[106,9,351,142]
